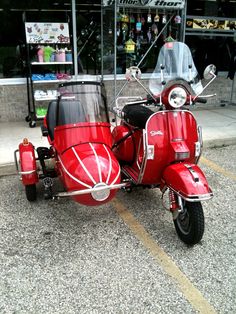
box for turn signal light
[22,138,29,146]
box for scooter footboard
[161,163,213,201]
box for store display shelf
[34,96,57,101]
[35,95,76,101]
[31,61,73,65]
[32,79,72,84]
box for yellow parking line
[112,198,217,314]
[200,156,236,181]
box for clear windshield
[57,80,109,125]
[149,41,203,95]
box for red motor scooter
[15,41,216,245]
[111,41,216,244]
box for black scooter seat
[122,104,154,129]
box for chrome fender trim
[168,186,213,202]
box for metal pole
[101,2,104,80]
[72,0,78,78]
[114,0,117,103]
[182,0,187,42]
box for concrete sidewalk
[0,106,236,175]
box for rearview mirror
[203,64,216,80]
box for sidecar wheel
[174,201,204,245]
[25,184,37,202]
[25,115,31,122]
[29,121,36,128]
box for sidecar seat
[46,100,57,141]
[57,100,86,126]
[122,104,154,129]
[46,99,87,141]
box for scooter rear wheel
[174,201,204,245]
[25,184,37,202]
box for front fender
[161,163,213,201]
[18,141,38,185]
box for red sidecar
[15,80,125,205]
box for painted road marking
[112,198,217,314]
[200,156,236,181]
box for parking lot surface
[0,145,235,314]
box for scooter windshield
[149,41,203,95]
[57,81,109,125]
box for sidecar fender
[18,140,38,186]
[161,163,213,201]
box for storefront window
[101,1,184,75]
[0,10,25,78]
[0,0,101,79]
[185,0,236,76]
[0,1,235,79]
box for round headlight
[168,87,187,108]
[91,183,110,202]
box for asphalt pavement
[0,104,236,313]
[0,145,235,313]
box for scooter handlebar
[194,97,207,104]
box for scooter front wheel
[174,201,204,245]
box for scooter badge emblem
[150,130,163,136]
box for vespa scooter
[15,41,215,245]
[112,41,216,244]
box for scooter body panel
[114,110,199,185]
[142,110,198,184]
[161,163,213,201]
[19,142,38,185]
[54,122,112,154]
[112,124,135,163]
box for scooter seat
[122,104,154,129]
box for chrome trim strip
[58,155,92,189]
[90,143,102,183]
[168,186,213,202]
[54,182,129,198]
[72,146,96,185]
[18,170,36,175]
[196,125,203,164]
[14,149,37,175]
[14,149,20,173]
[103,144,112,184]
[111,165,121,185]
[137,130,148,184]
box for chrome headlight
[168,87,187,108]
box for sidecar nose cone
[91,182,110,201]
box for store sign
[25,22,70,44]
[103,0,185,9]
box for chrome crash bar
[54,182,130,198]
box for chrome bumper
[54,182,130,198]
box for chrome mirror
[203,64,216,80]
